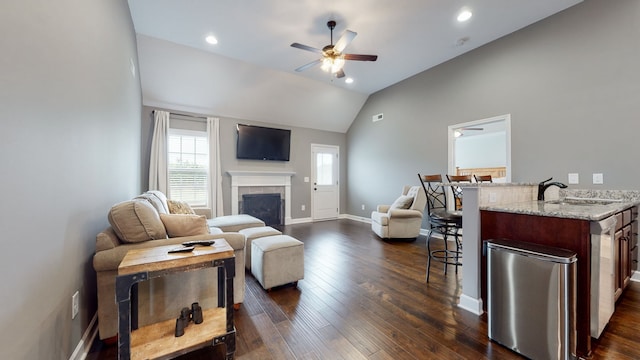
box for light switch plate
[593,173,604,184]
[304,177,309,183]
[568,173,579,184]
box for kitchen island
[480,195,638,358]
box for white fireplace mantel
[227,170,295,224]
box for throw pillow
[135,193,169,215]
[160,214,209,238]
[167,199,196,215]
[389,195,414,211]
[145,190,170,213]
[108,200,168,243]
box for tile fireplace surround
[228,170,295,225]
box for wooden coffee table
[115,240,236,360]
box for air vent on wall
[372,113,383,122]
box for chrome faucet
[537,177,568,201]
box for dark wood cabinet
[481,205,638,359]
[614,207,637,301]
[480,211,593,358]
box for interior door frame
[447,114,512,182]
[310,143,340,221]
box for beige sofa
[93,191,263,340]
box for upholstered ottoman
[239,226,282,270]
[206,214,265,232]
[251,235,304,290]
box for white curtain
[207,117,224,217]
[149,110,170,195]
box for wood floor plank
[88,219,640,360]
[248,312,297,360]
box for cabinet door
[614,229,623,300]
[622,225,631,288]
[632,220,639,274]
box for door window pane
[316,153,333,185]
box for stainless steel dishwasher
[486,239,577,360]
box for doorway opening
[448,114,511,182]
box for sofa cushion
[389,195,414,211]
[160,214,209,237]
[167,199,196,215]
[108,200,167,243]
[206,214,265,232]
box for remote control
[168,245,195,253]
[182,240,216,247]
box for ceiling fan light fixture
[321,56,345,74]
[291,20,377,76]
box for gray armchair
[371,185,427,239]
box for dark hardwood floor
[87,219,640,359]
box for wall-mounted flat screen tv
[236,124,291,161]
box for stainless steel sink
[545,198,621,206]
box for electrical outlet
[361,204,365,210]
[568,173,579,185]
[72,291,79,319]
[301,204,305,211]
[593,173,604,185]
[489,192,497,203]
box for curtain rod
[153,110,207,122]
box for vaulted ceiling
[128,0,582,132]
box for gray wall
[0,1,141,358]
[141,106,347,219]
[347,0,640,217]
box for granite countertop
[441,182,538,187]
[481,198,638,221]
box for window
[315,153,334,185]
[168,129,208,207]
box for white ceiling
[128,0,582,132]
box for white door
[311,144,339,220]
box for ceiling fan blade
[334,30,357,53]
[294,59,322,72]
[335,69,346,78]
[291,43,322,54]
[344,54,378,61]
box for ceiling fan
[454,127,484,137]
[291,20,378,78]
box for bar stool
[418,174,464,283]
[474,174,493,183]
[446,174,472,211]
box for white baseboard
[631,270,640,282]
[69,312,98,360]
[287,217,313,224]
[340,214,371,223]
[458,294,484,316]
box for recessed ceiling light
[345,77,354,84]
[205,35,218,45]
[457,9,473,22]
